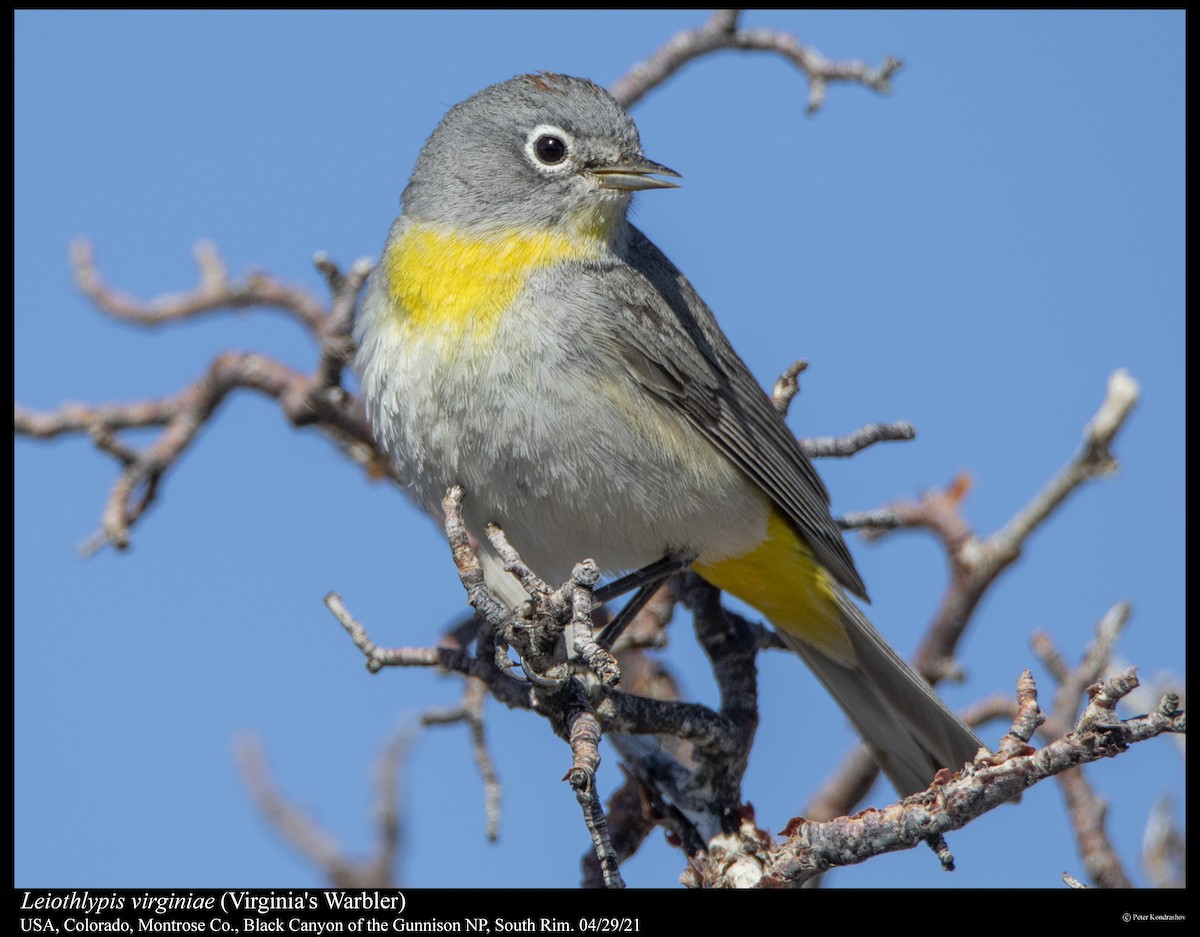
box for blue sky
[15,11,1184,890]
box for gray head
[401,73,678,234]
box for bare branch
[836,508,904,533]
[1141,794,1185,889]
[610,10,901,114]
[1035,602,1131,736]
[566,708,624,889]
[995,370,1139,556]
[801,421,916,459]
[582,769,659,888]
[421,679,502,842]
[235,730,410,887]
[439,491,637,881]
[16,245,390,552]
[324,590,512,691]
[1057,768,1132,889]
[485,520,552,600]
[569,563,622,687]
[958,692,1021,734]
[763,670,1183,888]
[771,358,807,414]
[1030,602,1138,888]
[71,238,328,331]
[803,746,881,824]
[997,669,1045,754]
[855,372,1139,685]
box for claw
[518,653,567,688]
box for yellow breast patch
[382,220,608,347]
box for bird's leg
[594,554,691,649]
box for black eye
[533,134,567,165]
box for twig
[581,769,659,888]
[771,359,807,414]
[1033,602,1130,735]
[566,708,624,888]
[569,562,621,687]
[1141,794,1185,889]
[801,422,916,458]
[324,591,521,698]
[1029,603,1137,888]
[422,679,502,842]
[15,244,389,552]
[71,239,328,331]
[235,730,410,887]
[845,372,1139,691]
[610,10,901,114]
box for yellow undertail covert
[694,508,854,666]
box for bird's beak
[590,155,681,191]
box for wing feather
[594,226,868,600]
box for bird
[354,72,982,795]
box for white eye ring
[524,124,575,173]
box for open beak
[590,155,681,191]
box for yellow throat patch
[382,220,610,346]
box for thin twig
[1031,603,1136,888]
[235,730,410,887]
[422,679,502,842]
[610,10,901,114]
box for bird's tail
[694,511,982,796]
[773,591,982,796]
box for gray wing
[591,225,868,601]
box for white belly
[356,291,769,588]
